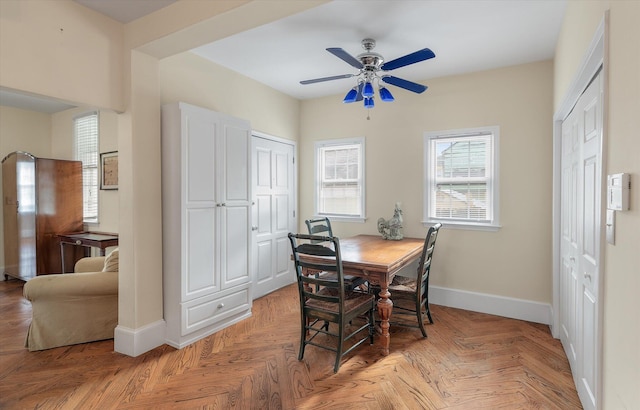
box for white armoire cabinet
[162,102,252,349]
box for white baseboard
[114,319,166,357]
[165,311,252,350]
[429,285,551,325]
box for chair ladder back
[305,217,333,243]
[289,233,346,302]
[416,223,442,301]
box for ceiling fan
[300,38,435,109]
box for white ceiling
[2,0,567,112]
[191,0,567,100]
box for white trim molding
[114,320,166,357]
[430,286,552,325]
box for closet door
[560,106,579,372]
[251,135,296,299]
[559,71,603,410]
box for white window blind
[315,138,365,220]
[74,112,99,223]
[424,127,500,230]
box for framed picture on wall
[100,151,118,190]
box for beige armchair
[23,254,118,351]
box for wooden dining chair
[374,223,442,337]
[304,217,366,292]
[288,233,375,373]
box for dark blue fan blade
[382,76,427,94]
[327,48,364,69]
[355,82,364,101]
[300,73,355,84]
[381,48,435,71]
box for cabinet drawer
[181,286,250,336]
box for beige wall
[554,1,609,109]
[0,0,124,112]
[300,60,554,304]
[0,106,52,158]
[159,52,300,140]
[555,1,640,408]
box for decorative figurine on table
[378,202,404,240]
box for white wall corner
[430,286,552,326]
[114,319,166,357]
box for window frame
[423,126,500,231]
[73,111,99,224]
[314,137,366,223]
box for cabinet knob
[217,303,225,309]
[252,226,258,231]
[584,272,591,280]
[75,240,82,245]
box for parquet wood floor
[0,279,581,409]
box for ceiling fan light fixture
[363,81,374,98]
[379,86,395,102]
[364,97,374,109]
[343,87,358,103]
[300,38,435,113]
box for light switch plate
[606,209,615,245]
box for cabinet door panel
[185,114,216,203]
[185,208,217,298]
[222,124,249,202]
[222,206,249,287]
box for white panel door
[560,109,579,370]
[251,135,296,299]
[218,115,252,290]
[577,73,602,410]
[559,71,602,410]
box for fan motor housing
[359,38,384,71]
[358,52,384,71]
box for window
[424,126,500,230]
[74,112,99,223]
[315,137,365,221]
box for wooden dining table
[335,234,425,356]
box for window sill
[422,220,501,232]
[317,215,366,224]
